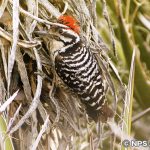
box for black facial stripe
[62,31,77,43]
[56,35,74,46]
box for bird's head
[35,15,80,45]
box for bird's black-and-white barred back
[53,28,113,122]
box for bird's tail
[86,104,114,122]
[99,104,114,122]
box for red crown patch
[58,15,80,34]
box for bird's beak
[34,31,50,36]
[34,30,60,41]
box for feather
[58,15,80,34]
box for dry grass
[0,0,150,150]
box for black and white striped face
[50,27,80,45]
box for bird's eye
[58,29,64,34]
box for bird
[36,15,113,122]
